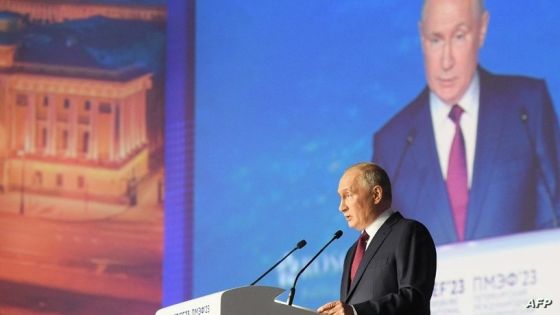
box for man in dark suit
[373,0,560,245]
[318,163,436,315]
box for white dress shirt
[429,72,480,187]
[363,208,395,249]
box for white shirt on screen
[429,71,480,187]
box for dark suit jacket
[373,67,560,245]
[341,212,436,315]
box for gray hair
[421,0,486,21]
[345,162,392,202]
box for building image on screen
[0,1,166,314]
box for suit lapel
[341,243,356,300]
[407,91,458,242]
[344,212,400,303]
[466,68,505,239]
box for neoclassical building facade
[0,16,153,203]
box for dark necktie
[350,231,369,283]
[447,104,468,241]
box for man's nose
[441,42,455,71]
[339,199,347,212]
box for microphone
[519,107,559,227]
[287,230,343,305]
[250,239,307,286]
[391,129,415,186]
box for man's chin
[433,86,464,105]
[347,222,361,231]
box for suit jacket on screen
[373,67,560,245]
[341,212,436,315]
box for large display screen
[192,0,560,313]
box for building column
[89,100,97,160]
[118,100,125,160]
[10,91,16,151]
[47,95,56,155]
[27,92,36,153]
[140,90,147,144]
[113,102,120,161]
[108,101,115,161]
[69,96,78,158]
[124,95,131,155]
[133,92,140,149]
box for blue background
[188,0,560,309]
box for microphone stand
[287,230,342,305]
[250,240,307,286]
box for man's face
[420,0,489,105]
[338,169,377,231]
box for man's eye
[429,37,441,45]
[455,33,465,40]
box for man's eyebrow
[338,187,351,194]
[426,32,444,37]
[454,23,471,31]
[421,26,443,37]
[424,22,471,36]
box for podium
[156,286,317,315]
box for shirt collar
[363,207,395,239]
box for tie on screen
[447,104,469,241]
[350,231,369,283]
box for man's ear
[418,21,426,53]
[478,11,490,48]
[372,185,383,205]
